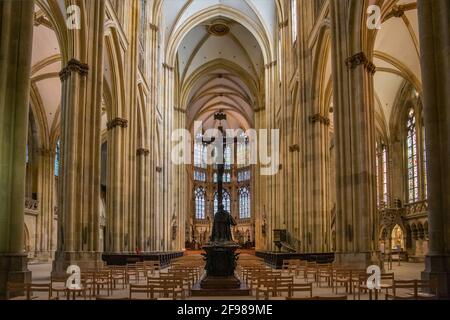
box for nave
[9,253,427,301]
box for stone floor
[27,256,425,300]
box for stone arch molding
[165,5,274,68]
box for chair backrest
[317,295,348,300]
[29,283,52,299]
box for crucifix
[198,110,237,243]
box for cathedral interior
[0,0,449,301]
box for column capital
[309,113,331,126]
[163,63,174,72]
[264,61,277,69]
[59,59,89,81]
[149,23,159,32]
[345,52,376,75]
[107,118,128,130]
[137,148,150,157]
[278,20,289,29]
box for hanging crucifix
[198,110,237,244]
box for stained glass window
[239,187,250,219]
[382,145,388,205]
[195,188,206,220]
[54,140,60,177]
[376,142,379,206]
[291,0,298,43]
[423,126,428,199]
[407,108,419,202]
[194,171,206,182]
[224,144,232,170]
[194,134,207,168]
[238,170,251,182]
[214,191,231,214]
[237,133,249,168]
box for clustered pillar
[0,0,34,298]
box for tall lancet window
[214,191,231,214]
[423,126,428,199]
[407,108,419,203]
[239,187,250,219]
[194,134,206,169]
[139,0,147,71]
[195,188,206,220]
[291,0,298,43]
[381,144,389,205]
[54,140,60,177]
[237,132,249,168]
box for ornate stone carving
[345,52,376,75]
[289,144,300,152]
[309,113,331,126]
[207,19,231,36]
[387,5,406,19]
[25,198,39,212]
[137,148,150,157]
[59,59,89,81]
[106,118,128,130]
[149,23,159,32]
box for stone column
[330,0,379,268]
[418,0,450,297]
[52,0,106,275]
[136,148,150,251]
[35,148,56,261]
[106,119,129,253]
[0,0,34,298]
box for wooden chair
[385,280,418,300]
[111,267,126,289]
[386,280,437,300]
[288,283,313,298]
[51,275,69,299]
[129,284,153,299]
[29,283,54,300]
[6,282,32,300]
[333,269,351,293]
[317,266,334,287]
[287,295,348,301]
[255,276,278,300]
[412,280,437,300]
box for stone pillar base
[33,251,54,263]
[422,254,450,298]
[334,251,380,269]
[52,251,104,277]
[0,253,32,299]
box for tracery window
[194,134,207,169]
[195,188,206,220]
[214,190,231,214]
[407,108,419,203]
[238,170,251,182]
[423,126,428,199]
[194,171,206,182]
[239,187,251,219]
[237,133,249,168]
